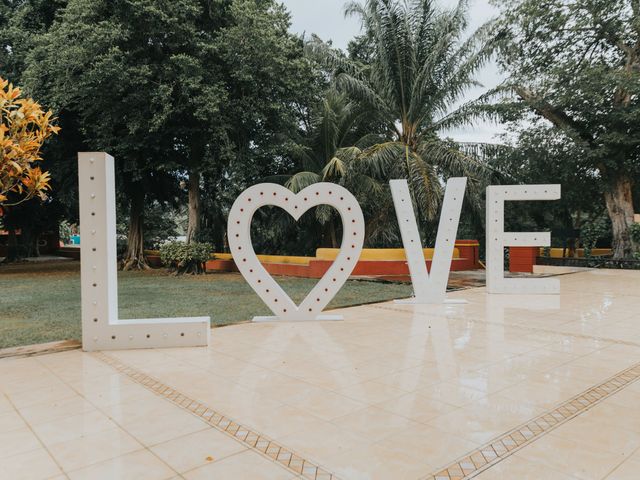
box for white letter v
[390,178,467,304]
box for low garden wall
[510,247,620,274]
[537,256,640,270]
[205,241,481,279]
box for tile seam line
[598,444,640,480]
[2,391,68,477]
[421,359,640,480]
[30,357,183,478]
[92,352,328,478]
[92,351,341,480]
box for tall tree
[24,0,228,268]
[306,0,495,227]
[490,124,606,255]
[492,0,640,259]
[0,0,67,82]
[283,89,379,247]
[199,0,322,251]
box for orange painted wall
[509,246,538,273]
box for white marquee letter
[78,152,210,351]
[228,183,365,322]
[486,184,561,294]
[390,177,467,304]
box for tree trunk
[604,174,636,259]
[186,169,201,244]
[122,188,149,270]
[34,233,41,257]
[329,221,338,248]
[5,228,20,262]
[21,223,37,258]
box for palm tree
[284,89,383,246]
[307,0,495,224]
[286,89,365,193]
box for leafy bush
[630,223,640,244]
[630,223,640,260]
[159,241,213,275]
[580,218,609,258]
[59,220,73,245]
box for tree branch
[514,86,595,147]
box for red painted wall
[509,246,538,273]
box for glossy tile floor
[2,269,640,480]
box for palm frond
[406,151,441,220]
[321,156,348,181]
[418,139,491,179]
[304,36,360,78]
[429,86,503,132]
[262,174,291,185]
[354,141,405,179]
[335,72,391,118]
[285,171,322,193]
[316,203,340,225]
[354,132,388,149]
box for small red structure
[509,246,538,273]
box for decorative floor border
[92,352,337,480]
[93,331,640,480]
[423,361,640,479]
[372,304,640,479]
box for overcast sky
[280,0,505,143]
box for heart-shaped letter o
[228,183,365,322]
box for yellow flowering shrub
[0,77,59,206]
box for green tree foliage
[492,0,640,259]
[0,0,66,82]
[306,0,495,235]
[286,90,367,194]
[197,0,324,252]
[14,0,318,261]
[490,125,607,255]
[23,0,230,269]
[282,89,383,247]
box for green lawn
[0,261,412,349]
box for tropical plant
[283,89,382,246]
[489,124,605,257]
[306,0,495,226]
[286,91,364,192]
[0,77,58,206]
[631,223,640,245]
[59,219,73,245]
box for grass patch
[0,261,412,349]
